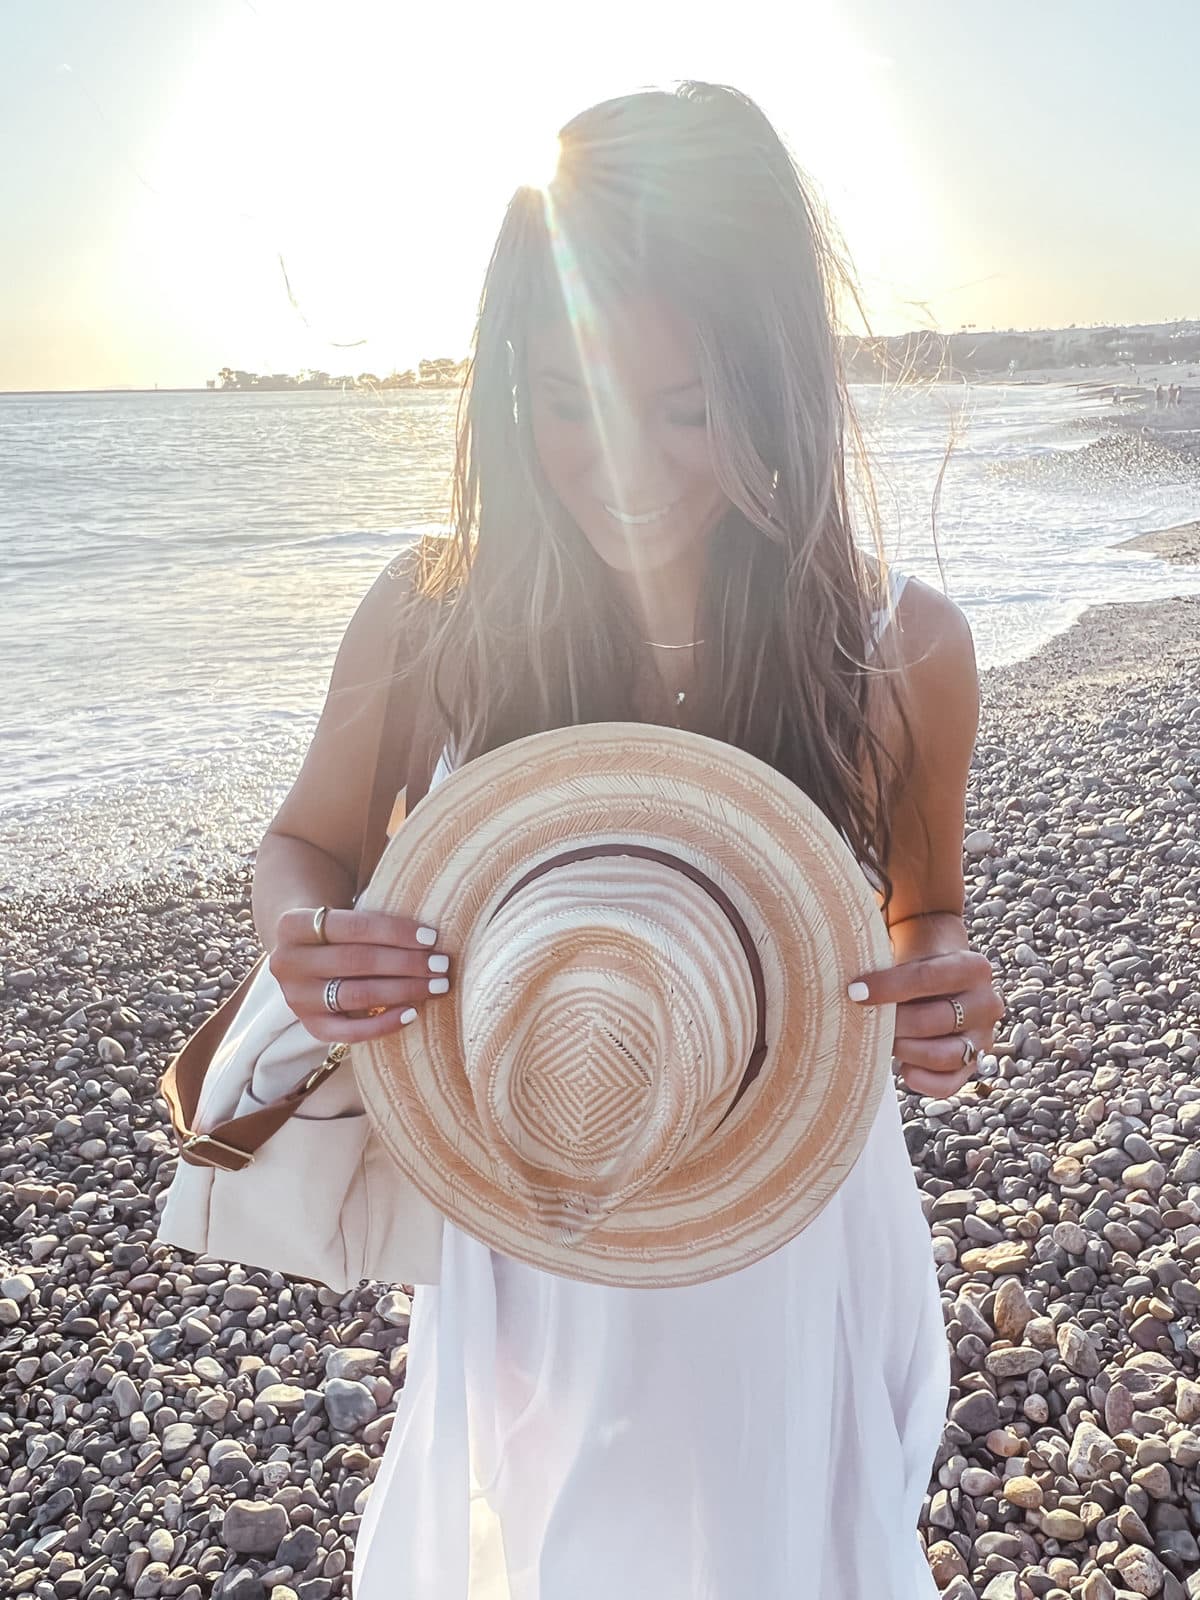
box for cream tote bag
[155,598,446,1289]
[156,949,445,1290]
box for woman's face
[527,295,729,577]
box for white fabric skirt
[353,1082,948,1599]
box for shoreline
[2,541,1199,903]
[3,544,1200,1594]
[1113,519,1200,566]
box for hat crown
[460,856,758,1243]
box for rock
[111,1373,140,1417]
[322,1377,379,1432]
[982,1577,1023,1600]
[1122,1160,1166,1192]
[961,1241,1031,1275]
[258,1383,306,1411]
[928,1540,969,1586]
[376,1289,411,1326]
[950,1391,1002,1436]
[275,1527,321,1572]
[1002,1476,1042,1509]
[147,1530,175,1564]
[1113,1545,1166,1596]
[1056,1321,1101,1377]
[222,1284,263,1312]
[1175,1378,1200,1423]
[325,1346,380,1382]
[985,1428,1023,1458]
[1039,1509,1085,1540]
[1081,1575,1116,1600]
[1131,1314,1169,1351]
[1105,1381,1135,1434]
[928,1487,956,1529]
[986,1347,1042,1378]
[1131,1462,1172,1499]
[961,1467,1001,1497]
[221,1500,288,1557]
[1052,1220,1088,1254]
[217,1570,267,1600]
[993,1277,1035,1340]
[1068,1419,1120,1482]
[161,1422,197,1460]
[1118,1504,1153,1546]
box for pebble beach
[3,561,1200,1600]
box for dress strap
[868,567,909,657]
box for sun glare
[513,133,563,194]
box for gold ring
[948,996,965,1033]
[313,905,331,945]
[961,1037,979,1066]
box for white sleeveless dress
[353,569,949,1599]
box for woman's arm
[251,562,404,951]
[856,578,1003,1094]
[250,562,453,1044]
[877,577,978,935]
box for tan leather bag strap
[160,957,347,1171]
[163,601,442,1172]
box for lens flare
[515,134,563,194]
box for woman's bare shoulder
[351,536,454,653]
[862,566,977,794]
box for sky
[3,0,1199,392]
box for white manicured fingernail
[847,981,870,1002]
[416,926,438,946]
[428,977,450,995]
[427,953,450,974]
[399,1008,418,1026]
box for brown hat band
[491,843,768,1121]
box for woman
[254,83,1002,1598]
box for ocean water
[2,382,1198,893]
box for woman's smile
[601,499,682,526]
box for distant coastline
[844,317,1200,382]
[6,319,1200,396]
[206,358,467,392]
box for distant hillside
[208,323,1200,393]
[208,358,467,392]
[842,321,1200,381]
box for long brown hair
[410,82,918,916]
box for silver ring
[324,978,346,1015]
[947,996,965,1034]
[313,905,331,944]
[961,1037,979,1066]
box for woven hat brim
[354,723,895,1288]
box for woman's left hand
[847,917,1005,1097]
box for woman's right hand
[268,907,453,1043]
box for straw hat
[353,723,895,1287]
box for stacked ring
[324,978,346,1016]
